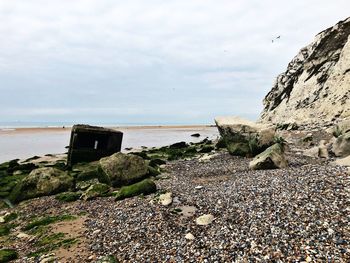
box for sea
[0,122,219,163]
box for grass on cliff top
[0,249,18,263]
[23,214,76,231]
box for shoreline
[0,124,215,135]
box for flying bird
[272,35,281,43]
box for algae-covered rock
[249,143,288,170]
[99,153,148,187]
[332,132,350,157]
[115,179,157,200]
[96,255,120,263]
[55,192,81,202]
[82,183,110,200]
[215,116,275,157]
[0,249,18,263]
[8,167,73,203]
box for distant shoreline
[0,124,216,135]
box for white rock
[194,185,203,190]
[0,217,5,223]
[185,233,195,240]
[159,192,172,206]
[332,155,350,166]
[17,232,30,239]
[196,214,214,225]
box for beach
[0,125,219,163]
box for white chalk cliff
[260,17,350,126]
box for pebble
[185,233,195,240]
[158,192,172,206]
[196,214,214,225]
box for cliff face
[260,17,350,126]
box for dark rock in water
[67,124,123,166]
[124,147,133,151]
[169,141,188,149]
[199,145,214,153]
[115,179,157,200]
[191,133,201,137]
[8,167,74,203]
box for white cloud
[0,0,349,123]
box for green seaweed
[0,249,18,263]
[23,214,76,231]
[115,179,157,200]
[55,192,81,202]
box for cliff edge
[260,17,350,126]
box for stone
[332,132,350,157]
[249,144,288,170]
[333,155,350,166]
[115,179,157,200]
[215,116,275,157]
[159,192,172,206]
[260,18,350,126]
[185,233,195,240]
[196,214,214,225]
[81,183,110,201]
[17,232,30,239]
[303,140,329,158]
[8,167,73,203]
[99,153,149,187]
[67,124,123,166]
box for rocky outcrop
[215,116,275,157]
[249,144,288,170]
[260,17,350,126]
[332,132,350,157]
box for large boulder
[215,116,275,157]
[332,132,350,157]
[249,144,288,170]
[99,153,149,187]
[9,167,73,203]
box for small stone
[196,214,214,225]
[17,232,30,239]
[159,192,172,206]
[305,256,312,262]
[195,185,203,190]
[185,233,195,240]
[0,217,5,223]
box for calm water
[0,126,219,162]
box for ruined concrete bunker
[67,124,123,166]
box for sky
[0,0,349,125]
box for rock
[303,146,320,158]
[0,249,18,262]
[303,140,329,158]
[0,217,4,223]
[333,155,350,166]
[8,167,73,203]
[55,191,81,202]
[196,214,214,225]
[159,192,172,206]
[260,18,350,126]
[115,179,157,200]
[76,178,100,191]
[185,233,195,240]
[81,183,110,201]
[194,185,203,190]
[96,255,119,263]
[331,132,350,157]
[17,232,30,239]
[191,133,201,137]
[99,153,149,187]
[249,144,288,170]
[333,119,350,136]
[215,116,275,157]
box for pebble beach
[7,148,350,262]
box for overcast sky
[0,0,349,125]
